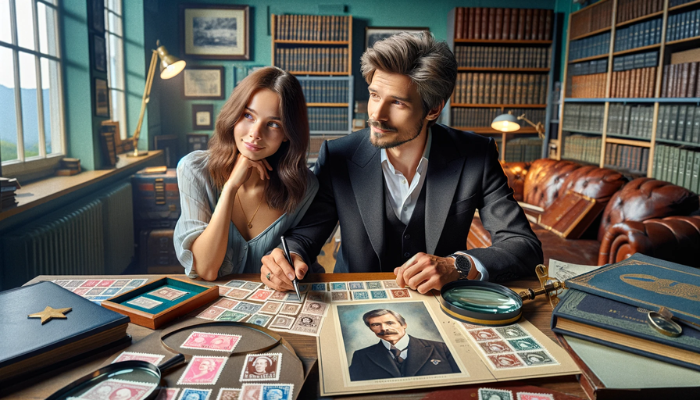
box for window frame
[104,0,127,141]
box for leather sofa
[467,158,700,268]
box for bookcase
[557,0,700,194]
[446,7,558,163]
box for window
[0,0,64,175]
[105,0,126,140]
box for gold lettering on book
[620,274,700,301]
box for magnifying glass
[46,354,185,400]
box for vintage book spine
[517,8,525,40]
[692,106,700,143]
[692,151,700,193]
[523,9,532,40]
[684,149,694,189]
[678,149,688,186]
[509,8,518,40]
[482,7,489,40]
[456,7,464,39]
[466,8,473,40]
[502,8,510,40]
[494,8,502,40]
[474,8,482,40]
[677,105,688,141]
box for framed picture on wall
[94,78,110,117]
[183,66,225,99]
[93,35,106,72]
[154,134,180,168]
[90,0,105,33]
[365,27,430,49]
[180,4,250,60]
[191,104,214,130]
[186,133,210,153]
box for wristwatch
[449,253,472,280]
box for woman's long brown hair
[208,67,309,214]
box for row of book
[308,107,349,132]
[666,9,700,43]
[274,15,349,42]
[569,73,606,98]
[0,177,20,210]
[613,18,662,53]
[452,73,548,105]
[569,59,608,76]
[569,32,611,62]
[570,1,612,39]
[653,144,700,193]
[670,0,697,6]
[562,104,604,133]
[610,67,657,98]
[661,61,700,98]
[454,46,551,69]
[451,108,545,128]
[604,144,650,174]
[607,104,654,139]
[612,51,659,72]
[453,7,553,41]
[616,0,663,24]
[656,104,700,143]
[562,134,602,165]
[504,137,543,163]
[299,80,349,104]
[274,47,348,74]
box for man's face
[367,313,406,343]
[254,358,269,373]
[367,70,428,149]
[266,389,284,400]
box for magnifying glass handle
[158,353,186,373]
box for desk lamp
[491,111,545,138]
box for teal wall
[145,0,571,158]
[124,0,147,151]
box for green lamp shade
[491,113,521,132]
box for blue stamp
[370,290,388,299]
[508,338,541,351]
[102,287,121,296]
[331,282,348,291]
[352,291,369,300]
[179,388,211,400]
[233,302,263,314]
[286,293,302,302]
[224,280,246,288]
[366,281,383,289]
[298,284,309,292]
[126,279,146,287]
[92,295,111,301]
[248,313,272,327]
[311,283,327,291]
[261,384,293,400]
[348,282,365,290]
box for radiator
[1,180,134,289]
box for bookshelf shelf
[570,27,612,41]
[665,34,700,46]
[306,103,348,107]
[451,103,547,108]
[612,43,662,56]
[606,137,653,147]
[616,11,665,28]
[564,98,609,102]
[456,127,540,134]
[453,39,552,45]
[606,133,653,141]
[657,97,700,102]
[656,138,700,147]
[564,129,603,135]
[457,67,550,72]
[568,53,609,64]
[274,40,349,45]
[668,0,700,12]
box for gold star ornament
[28,306,72,324]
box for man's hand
[260,248,308,292]
[394,253,460,294]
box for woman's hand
[224,153,273,193]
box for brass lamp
[491,112,545,138]
[128,40,186,157]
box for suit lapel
[425,126,465,254]
[348,130,385,263]
[367,342,401,377]
[404,336,435,377]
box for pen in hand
[280,236,302,299]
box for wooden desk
[7,273,585,399]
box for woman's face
[234,88,287,161]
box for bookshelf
[447,7,558,162]
[556,0,700,194]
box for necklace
[235,188,264,229]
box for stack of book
[569,73,607,98]
[569,0,613,39]
[661,62,700,98]
[563,134,602,165]
[653,145,700,192]
[454,7,553,40]
[454,46,551,69]
[656,104,700,142]
[299,80,349,103]
[666,9,700,43]
[0,177,20,210]
[604,144,649,174]
[569,32,611,61]
[611,51,658,98]
[274,47,349,73]
[308,108,348,132]
[505,137,543,162]
[616,0,664,24]
[55,158,81,176]
[607,104,654,138]
[452,73,547,104]
[452,108,545,128]
[613,18,662,53]
[562,104,605,133]
[274,15,349,41]
[569,59,608,76]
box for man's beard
[368,118,424,149]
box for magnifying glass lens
[443,286,521,314]
[59,366,159,399]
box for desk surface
[7,273,585,399]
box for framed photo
[154,134,180,168]
[90,0,105,33]
[186,133,211,153]
[183,66,225,99]
[94,78,110,117]
[180,4,250,60]
[365,27,430,49]
[93,34,106,72]
[191,104,214,130]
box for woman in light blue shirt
[174,67,318,282]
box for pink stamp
[72,287,90,296]
[239,353,282,381]
[177,356,227,385]
[197,306,227,320]
[258,301,284,314]
[278,303,302,316]
[249,289,273,302]
[517,393,555,400]
[212,298,239,310]
[479,340,513,354]
[225,288,252,300]
[155,388,179,400]
[181,331,241,352]
[239,385,262,400]
[81,280,101,288]
[469,328,499,341]
[488,354,524,369]
[97,280,115,287]
[215,388,240,400]
[218,286,232,297]
[148,287,189,301]
[81,378,155,400]
[113,351,165,365]
[268,291,288,301]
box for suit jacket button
[404,234,411,239]
[404,252,411,258]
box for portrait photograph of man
[336,301,463,382]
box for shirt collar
[381,333,410,350]
[380,127,432,175]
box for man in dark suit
[261,32,542,292]
[348,309,459,381]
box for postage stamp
[197,306,227,320]
[81,279,101,288]
[388,288,411,299]
[149,287,188,301]
[290,313,322,336]
[268,291,288,301]
[72,287,90,296]
[261,384,294,400]
[81,378,156,399]
[155,387,180,400]
[102,287,121,296]
[249,289,274,302]
[331,291,351,302]
[127,279,147,287]
[365,281,383,289]
[218,286,232,297]
[112,279,130,288]
[212,298,239,310]
[87,288,106,296]
[370,290,388,299]
[479,340,513,354]
[64,280,84,288]
[112,351,165,365]
[351,291,369,300]
[177,356,227,385]
[508,338,542,351]
[348,282,365,290]
[495,325,528,339]
[330,282,348,291]
[248,313,272,327]
[241,282,263,291]
[215,388,240,400]
[177,388,211,400]
[181,331,241,352]
[297,284,310,293]
[278,303,302,315]
[517,351,556,367]
[285,292,305,303]
[306,291,329,303]
[258,301,284,315]
[225,288,253,300]
[516,392,555,400]
[461,322,482,330]
[224,280,246,288]
[311,283,327,291]
[469,328,500,341]
[239,384,262,400]
[488,354,524,369]
[478,388,513,400]
[53,280,69,287]
[301,301,327,316]
[216,310,249,322]
[240,353,282,381]
[232,301,263,315]
[126,296,162,309]
[269,314,296,330]
[97,280,115,287]
[382,280,400,289]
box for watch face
[454,255,472,273]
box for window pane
[0,46,18,162]
[41,57,61,154]
[107,33,123,90]
[19,52,39,159]
[107,12,122,36]
[0,0,12,44]
[16,0,35,51]
[107,0,121,15]
[110,89,126,140]
[37,2,57,56]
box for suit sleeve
[441,343,461,373]
[465,138,543,281]
[283,140,341,266]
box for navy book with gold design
[0,281,129,384]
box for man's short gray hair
[362,309,407,327]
